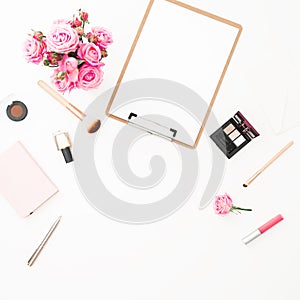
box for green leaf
[57,71,66,79]
[77,59,85,65]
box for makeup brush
[38,80,101,134]
[243,141,294,187]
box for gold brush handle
[38,80,86,120]
[66,103,87,120]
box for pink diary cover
[0,141,58,217]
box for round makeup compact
[6,101,28,121]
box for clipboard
[106,0,242,148]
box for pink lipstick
[242,214,284,245]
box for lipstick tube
[242,214,284,245]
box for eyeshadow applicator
[37,80,101,134]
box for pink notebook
[0,142,58,217]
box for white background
[0,1,299,299]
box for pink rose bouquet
[214,193,252,215]
[24,9,113,93]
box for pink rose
[47,22,79,54]
[214,193,252,215]
[77,63,104,90]
[59,55,78,72]
[24,35,46,64]
[58,55,79,83]
[90,27,113,49]
[51,69,76,93]
[77,43,102,66]
[214,193,233,215]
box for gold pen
[27,216,62,267]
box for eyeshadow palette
[210,111,259,158]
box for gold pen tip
[243,183,248,187]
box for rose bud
[76,27,84,36]
[74,17,82,27]
[101,49,108,58]
[43,59,50,66]
[80,11,89,21]
[33,31,44,41]
[87,33,98,44]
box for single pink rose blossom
[59,55,78,72]
[24,35,46,64]
[47,21,79,54]
[51,69,76,93]
[57,55,79,83]
[214,193,252,216]
[90,27,113,49]
[214,193,233,215]
[77,63,104,90]
[77,43,102,66]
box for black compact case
[210,111,259,159]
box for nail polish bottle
[54,131,73,163]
